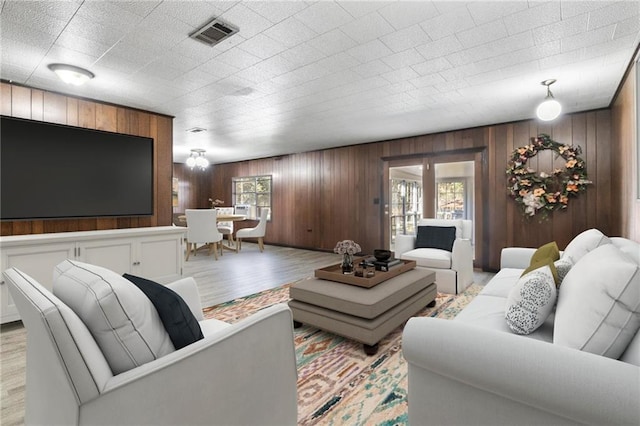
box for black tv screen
[1,116,154,220]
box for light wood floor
[0,242,493,425]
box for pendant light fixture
[48,63,95,86]
[186,149,209,171]
[536,79,561,121]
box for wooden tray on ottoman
[314,259,416,288]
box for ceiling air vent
[190,17,239,46]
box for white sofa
[4,261,298,425]
[395,219,473,294]
[403,230,640,425]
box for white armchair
[395,219,473,294]
[4,267,298,426]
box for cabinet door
[78,239,135,276]
[136,235,183,283]
[1,243,76,323]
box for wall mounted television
[1,116,154,220]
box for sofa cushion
[611,237,640,266]
[506,264,557,335]
[531,241,560,264]
[53,260,174,375]
[561,228,610,263]
[401,248,452,269]
[416,226,456,252]
[123,274,204,350]
[554,244,640,359]
[417,218,463,238]
[454,293,554,343]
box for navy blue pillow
[415,226,457,252]
[123,274,203,350]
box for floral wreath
[506,134,592,217]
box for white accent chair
[185,209,223,260]
[3,267,298,426]
[395,219,473,294]
[235,208,269,252]
[216,207,235,246]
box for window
[232,175,272,220]
[436,179,468,220]
[390,179,422,240]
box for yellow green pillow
[521,257,559,286]
[531,241,560,264]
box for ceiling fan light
[48,64,94,86]
[186,156,197,168]
[536,99,562,121]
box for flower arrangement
[334,240,361,255]
[506,134,591,218]
[209,198,224,208]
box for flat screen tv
[1,116,154,220]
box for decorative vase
[341,253,354,274]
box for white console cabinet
[0,226,186,323]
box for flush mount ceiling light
[536,79,561,121]
[48,63,95,86]
[186,148,209,171]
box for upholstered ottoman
[289,268,436,354]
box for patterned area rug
[203,282,482,425]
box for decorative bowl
[373,249,392,261]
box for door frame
[382,148,487,268]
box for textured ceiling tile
[466,1,528,25]
[294,1,353,34]
[455,19,509,48]
[613,15,640,39]
[263,16,318,48]
[279,43,327,69]
[76,1,143,29]
[340,12,395,44]
[213,47,262,70]
[382,48,425,71]
[410,72,446,89]
[1,0,78,31]
[337,1,392,19]
[416,35,464,60]
[351,59,394,78]
[245,1,309,24]
[532,13,588,45]
[421,7,475,40]
[347,39,393,63]
[587,1,640,30]
[381,67,420,84]
[502,1,561,35]
[561,24,616,51]
[380,24,431,53]
[0,18,58,51]
[153,1,225,28]
[307,28,358,56]
[62,13,129,46]
[377,1,439,30]
[113,1,161,18]
[238,33,288,59]
[412,57,453,76]
[220,3,274,38]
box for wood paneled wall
[210,110,615,271]
[611,60,639,242]
[0,82,173,236]
[172,163,212,213]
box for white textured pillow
[554,258,573,285]
[53,260,174,374]
[505,265,557,335]
[554,244,640,359]
[561,228,610,263]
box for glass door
[389,165,423,248]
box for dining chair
[235,208,269,252]
[216,207,235,247]
[185,209,223,260]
